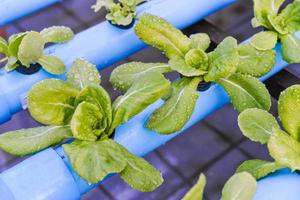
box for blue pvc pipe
[0,0,236,124]
[0,0,61,26]
[1,32,300,199]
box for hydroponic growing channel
[1,0,300,200]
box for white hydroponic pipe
[1,32,300,199]
[0,0,237,124]
[0,0,62,26]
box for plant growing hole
[250,0,300,63]
[92,0,148,27]
[0,58,164,192]
[0,26,74,75]
[110,14,276,135]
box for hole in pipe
[108,18,136,30]
[16,62,42,75]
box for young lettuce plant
[0,26,74,74]
[181,172,257,200]
[237,85,300,179]
[92,0,148,26]
[0,58,165,192]
[251,0,300,63]
[110,14,275,134]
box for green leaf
[204,37,239,82]
[75,85,112,134]
[217,73,271,113]
[238,108,279,144]
[273,1,300,34]
[221,172,257,200]
[169,58,207,77]
[118,143,163,192]
[107,7,136,26]
[250,31,278,50]
[278,85,300,141]
[135,14,191,59]
[63,139,127,183]
[0,36,8,54]
[147,77,201,134]
[71,102,104,141]
[237,44,275,77]
[18,31,44,67]
[190,33,210,51]
[110,62,171,92]
[184,49,208,70]
[268,129,300,171]
[92,0,115,12]
[110,72,170,132]
[236,159,284,180]
[280,34,300,63]
[38,54,65,75]
[252,0,284,29]
[182,174,206,200]
[7,32,26,57]
[0,126,72,156]
[40,26,74,43]
[4,57,18,72]
[28,79,79,125]
[67,58,101,89]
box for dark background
[0,0,299,199]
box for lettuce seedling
[0,58,164,192]
[237,85,300,177]
[182,172,256,200]
[110,14,275,134]
[0,26,74,74]
[92,0,148,26]
[251,0,300,63]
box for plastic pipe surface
[0,0,61,26]
[0,0,237,124]
[1,32,300,199]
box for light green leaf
[280,34,300,63]
[0,126,72,156]
[135,14,191,59]
[252,0,284,28]
[4,57,18,72]
[71,102,104,141]
[190,33,210,51]
[147,77,201,134]
[204,37,239,82]
[238,108,279,144]
[0,36,8,54]
[7,32,26,57]
[236,159,284,180]
[182,174,206,200]
[38,54,65,75]
[18,31,44,67]
[273,1,300,34]
[237,44,275,77]
[118,143,163,192]
[184,49,208,70]
[110,62,171,92]
[110,72,170,132]
[28,79,79,125]
[278,85,300,141]
[107,7,136,26]
[250,31,278,50]
[221,172,257,200]
[40,26,74,43]
[63,139,127,183]
[217,73,271,113]
[67,58,100,89]
[268,129,300,171]
[169,58,207,77]
[92,0,115,12]
[75,85,112,134]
